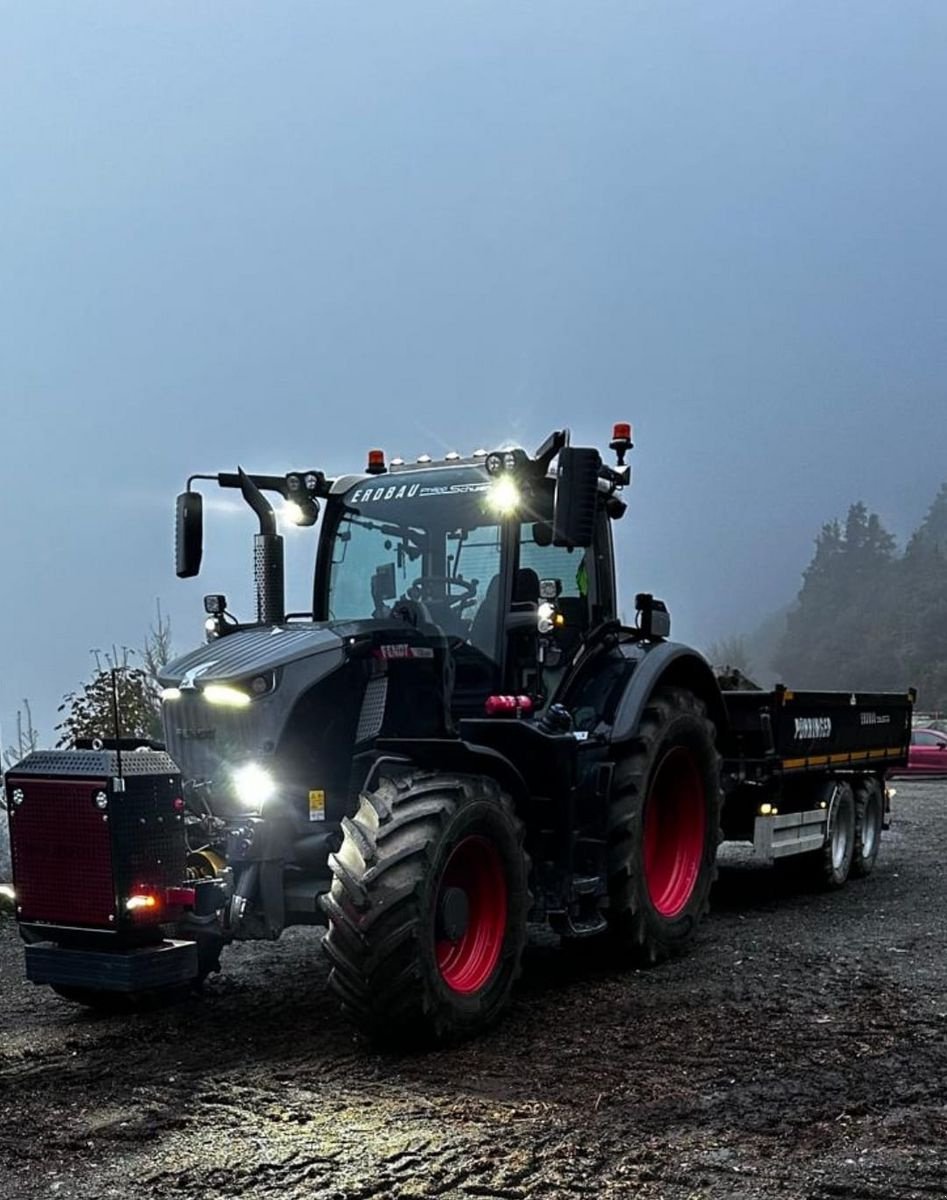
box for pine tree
[775,503,898,690]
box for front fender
[369,738,532,812]
[610,641,728,745]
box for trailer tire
[322,770,528,1045]
[808,780,856,888]
[607,687,722,965]
[851,777,883,878]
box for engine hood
[159,624,344,689]
[159,624,347,794]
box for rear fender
[610,642,727,746]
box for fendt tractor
[5,427,913,1042]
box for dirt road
[1,779,945,1199]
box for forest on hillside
[713,482,947,712]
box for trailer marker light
[203,684,251,708]
[126,894,158,912]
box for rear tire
[606,687,722,964]
[851,777,883,878]
[322,770,528,1044]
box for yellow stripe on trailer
[781,746,905,771]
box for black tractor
[5,428,728,1040]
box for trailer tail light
[484,695,534,718]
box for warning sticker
[308,789,326,822]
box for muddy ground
[1,779,946,1200]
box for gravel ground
[1,779,946,1200]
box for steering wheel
[406,575,479,613]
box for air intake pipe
[238,467,285,626]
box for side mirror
[553,447,601,549]
[175,492,203,578]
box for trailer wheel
[810,780,856,888]
[851,778,883,878]
[607,687,721,964]
[322,770,528,1044]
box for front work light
[203,684,252,708]
[486,476,521,516]
[232,762,276,809]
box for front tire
[322,770,528,1044]
[607,687,722,964]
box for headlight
[232,763,276,809]
[203,684,251,708]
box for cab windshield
[328,469,506,657]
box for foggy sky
[2,1,946,741]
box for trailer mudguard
[610,641,728,746]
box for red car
[891,727,947,776]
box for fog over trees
[713,482,947,711]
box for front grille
[162,694,258,781]
[9,778,116,927]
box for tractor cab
[316,450,620,718]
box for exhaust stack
[238,468,285,626]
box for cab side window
[517,522,591,627]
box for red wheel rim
[435,835,508,994]
[643,747,706,917]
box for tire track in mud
[2,782,947,1199]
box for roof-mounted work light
[284,474,320,526]
[485,448,528,476]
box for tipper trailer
[4,427,912,1041]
